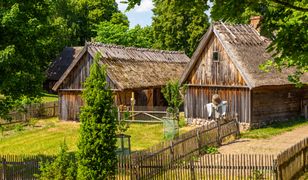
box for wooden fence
[0,101,59,125]
[119,106,167,123]
[0,155,54,180]
[1,138,308,179]
[134,154,277,180]
[276,137,308,180]
[130,118,240,178]
[1,121,307,179]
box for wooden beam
[187,84,249,89]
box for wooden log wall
[185,86,250,123]
[251,86,306,127]
[59,91,83,121]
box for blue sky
[116,0,154,27]
[116,0,211,28]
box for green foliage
[51,0,126,43]
[161,80,186,115]
[95,22,154,48]
[210,0,308,86]
[117,111,130,134]
[0,125,4,136]
[77,54,117,179]
[250,170,265,180]
[178,116,187,128]
[152,0,210,56]
[14,124,24,132]
[201,146,219,154]
[28,118,39,128]
[38,142,77,180]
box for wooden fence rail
[276,137,308,180]
[0,101,59,125]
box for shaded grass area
[41,92,58,102]
[0,118,194,155]
[241,118,308,139]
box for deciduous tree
[151,0,210,56]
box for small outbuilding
[52,42,190,121]
[180,19,308,128]
[45,47,83,92]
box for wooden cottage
[180,21,308,128]
[52,42,190,120]
[45,47,83,92]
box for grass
[41,92,58,102]
[0,118,194,155]
[241,118,308,139]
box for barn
[180,20,308,128]
[52,42,190,121]
[45,47,83,92]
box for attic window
[212,51,219,62]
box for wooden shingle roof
[47,47,83,81]
[180,22,308,88]
[53,42,190,91]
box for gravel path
[219,125,308,154]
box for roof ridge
[86,42,185,54]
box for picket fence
[0,125,307,179]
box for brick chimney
[250,16,263,32]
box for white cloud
[135,0,154,12]
[116,0,128,12]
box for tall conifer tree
[77,54,117,179]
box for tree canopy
[95,22,154,48]
[152,0,210,56]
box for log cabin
[52,42,190,121]
[45,47,83,92]
[180,19,308,128]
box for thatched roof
[53,42,190,91]
[47,47,83,81]
[180,22,308,88]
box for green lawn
[41,93,58,102]
[241,118,308,139]
[0,118,193,155]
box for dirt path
[219,125,308,154]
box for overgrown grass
[241,118,308,139]
[0,118,194,155]
[41,93,58,102]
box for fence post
[196,129,202,155]
[2,157,6,180]
[217,121,222,146]
[304,146,307,172]
[189,159,196,180]
[53,101,56,117]
[170,141,174,163]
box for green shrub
[0,125,4,136]
[179,116,187,128]
[38,142,77,180]
[28,118,39,128]
[14,124,24,132]
[201,146,219,154]
[250,170,265,180]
